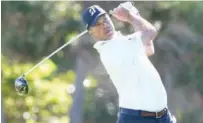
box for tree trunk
[70,55,88,123]
[1,96,7,123]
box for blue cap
[82,5,106,29]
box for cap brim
[89,12,106,28]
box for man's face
[89,14,115,41]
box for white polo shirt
[93,32,167,112]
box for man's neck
[95,31,116,41]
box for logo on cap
[89,7,96,16]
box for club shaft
[22,30,88,77]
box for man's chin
[106,31,114,39]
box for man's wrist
[126,6,140,23]
[127,12,139,24]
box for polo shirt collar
[93,31,122,50]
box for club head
[15,76,29,96]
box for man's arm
[127,14,157,56]
[110,4,157,56]
[144,40,155,56]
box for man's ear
[88,28,92,34]
[88,30,92,34]
[88,28,95,37]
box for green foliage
[150,1,203,97]
[1,1,82,62]
[173,2,203,96]
[187,2,203,34]
[1,2,109,122]
[179,107,203,123]
[2,54,112,123]
[2,56,75,123]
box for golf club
[15,30,88,96]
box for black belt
[120,108,168,118]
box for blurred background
[1,1,203,123]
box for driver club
[15,30,88,96]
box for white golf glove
[120,2,140,16]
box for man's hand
[109,2,139,23]
[109,4,131,22]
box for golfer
[82,3,176,123]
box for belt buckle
[156,112,161,118]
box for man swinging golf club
[82,2,176,123]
